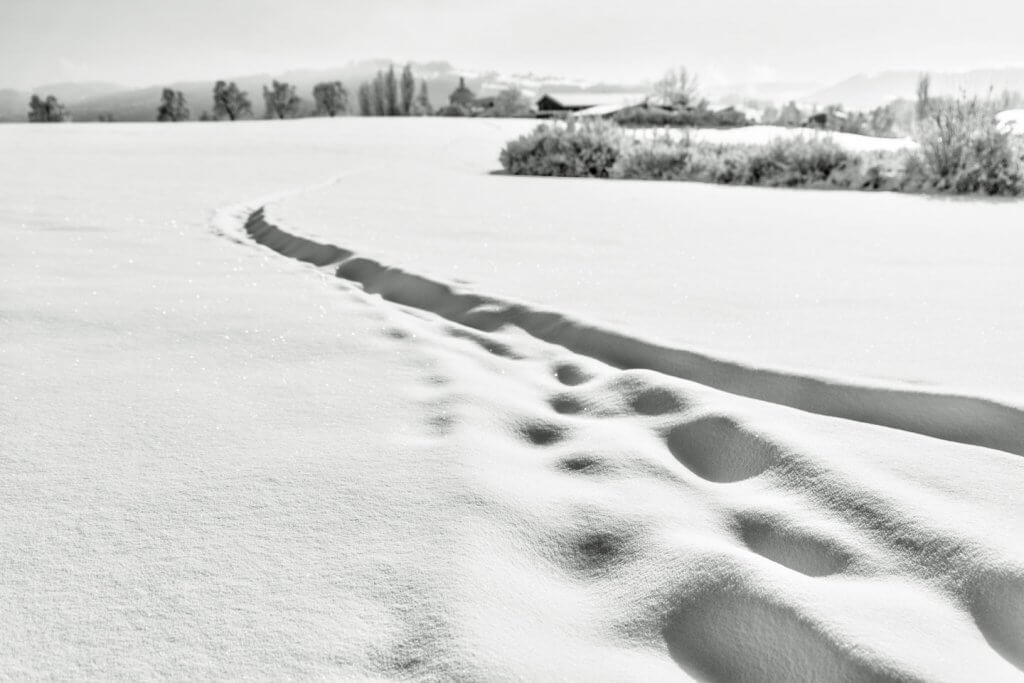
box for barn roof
[569,103,644,118]
[537,92,647,108]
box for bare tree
[263,80,301,119]
[653,66,699,108]
[212,81,252,121]
[313,81,349,116]
[157,89,189,121]
[28,94,68,122]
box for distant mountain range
[5,63,1024,122]
[805,68,1024,110]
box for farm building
[536,92,646,117]
[570,103,649,119]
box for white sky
[3,0,1024,89]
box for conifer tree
[400,64,416,115]
[371,71,387,115]
[357,82,373,115]
[384,65,399,115]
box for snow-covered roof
[569,103,642,118]
[539,92,647,108]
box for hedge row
[498,117,1024,196]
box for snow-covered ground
[3,118,1024,680]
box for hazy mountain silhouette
[807,68,1024,109]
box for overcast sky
[3,0,1023,89]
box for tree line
[26,63,440,122]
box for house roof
[537,92,647,108]
[569,103,644,118]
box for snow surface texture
[3,118,1024,680]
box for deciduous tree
[262,80,301,119]
[28,94,67,122]
[490,87,532,117]
[157,89,189,121]
[212,81,252,121]
[312,81,349,116]
[653,66,699,108]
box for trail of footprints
[377,317,1024,678]
[387,316,854,580]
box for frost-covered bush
[499,115,1024,196]
[743,137,856,187]
[914,96,1024,195]
[499,122,625,177]
[685,145,754,184]
[611,141,692,180]
[613,136,863,187]
[612,106,748,128]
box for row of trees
[355,64,431,116]
[167,79,350,121]
[154,65,430,122]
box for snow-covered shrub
[915,95,1024,195]
[499,122,625,178]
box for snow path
[229,192,1024,457]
